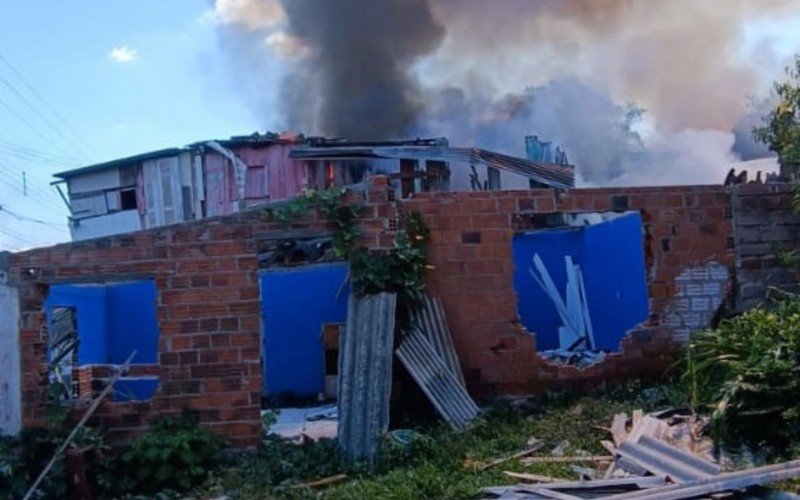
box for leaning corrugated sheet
[411,295,466,388]
[337,293,397,464]
[396,329,480,430]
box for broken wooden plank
[291,474,348,489]
[600,440,617,455]
[604,460,800,500]
[23,351,137,500]
[479,441,544,471]
[627,415,668,443]
[631,409,644,430]
[611,413,629,446]
[503,471,564,483]
[521,455,613,464]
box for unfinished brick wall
[403,186,735,397]
[732,183,800,311]
[8,178,397,447]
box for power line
[0,95,76,158]
[0,225,55,248]
[0,203,65,227]
[0,72,90,159]
[0,53,98,157]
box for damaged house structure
[53,133,574,241]
[1,170,797,448]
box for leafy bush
[112,410,226,495]
[683,298,800,442]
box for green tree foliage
[754,55,800,164]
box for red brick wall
[403,186,734,398]
[7,176,738,444]
[9,177,397,447]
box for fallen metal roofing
[615,435,721,483]
[290,145,575,190]
[396,329,480,430]
[411,295,466,388]
[337,293,396,464]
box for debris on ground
[528,254,608,368]
[483,408,800,499]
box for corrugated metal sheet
[411,296,466,388]
[338,293,396,464]
[396,329,480,430]
[616,435,721,483]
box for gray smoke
[277,0,444,140]
[732,96,779,160]
[212,0,798,185]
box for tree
[754,55,800,177]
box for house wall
[731,183,800,310]
[8,177,774,444]
[0,277,21,436]
[9,177,395,447]
[404,185,735,396]
[71,211,142,241]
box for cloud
[108,46,138,63]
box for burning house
[53,133,574,241]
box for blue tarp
[512,213,649,352]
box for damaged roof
[290,145,575,190]
[53,148,183,179]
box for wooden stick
[522,455,614,464]
[291,474,348,489]
[503,471,566,483]
[23,351,137,500]
[479,441,544,471]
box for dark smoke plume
[278,0,444,140]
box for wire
[0,73,90,159]
[0,96,76,158]
[0,53,98,157]
[0,225,56,248]
[0,203,65,227]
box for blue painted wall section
[260,264,349,398]
[45,280,160,400]
[512,213,649,352]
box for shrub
[684,298,800,442]
[113,410,226,495]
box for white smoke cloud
[210,0,800,186]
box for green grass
[195,382,686,500]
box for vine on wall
[269,188,431,316]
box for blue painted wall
[45,280,159,366]
[106,281,159,364]
[512,213,649,352]
[259,264,349,398]
[46,285,109,365]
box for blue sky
[0,1,279,250]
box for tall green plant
[683,298,800,442]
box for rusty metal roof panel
[337,292,397,464]
[289,145,575,190]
